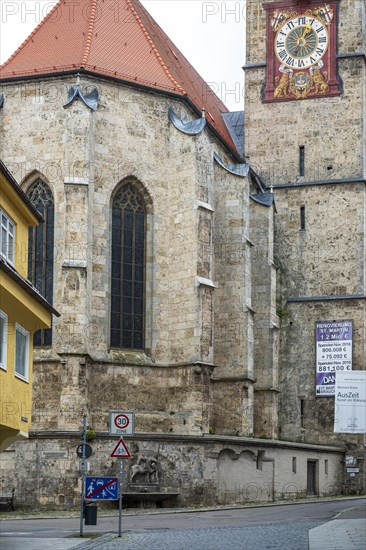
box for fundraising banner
[334,371,366,433]
[316,320,353,396]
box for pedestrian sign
[85,477,118,500]
[111,438,131,459]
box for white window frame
[0,209,15,264]
[0,310,7,370]
[15,323,29,382]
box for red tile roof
[0,0,239,156]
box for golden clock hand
[295,24,312,51]
[301,24,312,40]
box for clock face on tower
[263,1,340,102]
[274,16,329,69]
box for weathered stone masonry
[0,0,365,507]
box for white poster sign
[316,320,353,396]
[334,371,366,433]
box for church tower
[244,0,365,489]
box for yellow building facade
[0,160,59,451]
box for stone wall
[275,185,365,299]
[278,299,366,444]
[243,0,366,495]
[0,435,344,510]
[0,74,252,439]
[251,195,279,438]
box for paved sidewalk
[309,519,365,550]
[0,537,88,549]
[0,533,118,550]
[309,504,366,550]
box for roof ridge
[126,0,186,95]
[0,0,62,70]
[81,0,98,67]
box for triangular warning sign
[111,438,131,459]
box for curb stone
[1,495,365,521]
[76,534,118,549]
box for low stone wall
[0,434,346,510]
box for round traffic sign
[76,443,93,459]
[114,414,130,429]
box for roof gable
[0,0,240,156]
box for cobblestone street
[82,520,322,550]
[1,499,365,550]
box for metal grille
[111,184,145,349]
[27,179,54,346]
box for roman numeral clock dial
[263,1,341,101]
[275,17,328,69]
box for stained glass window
[111,184,145,349]
[27,179,54,346]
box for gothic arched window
[111,184,145,350]
[27,179,54,346]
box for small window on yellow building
[15,324,29,381]
[1,209,15,264]
[0,310,7,370]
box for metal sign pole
[108,410,133,538]
[80,415,87,537]
[118,459,123,537]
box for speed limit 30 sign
[109,410,135,436]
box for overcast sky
[0,0,246,111]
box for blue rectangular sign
[85,477,118,500]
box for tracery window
[111,184,145,349]
[27,179,54,346]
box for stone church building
[0,0,364,508]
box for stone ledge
[124,490,179,503]
[62,259,87,269]
[64,176,89,185]
[27,431,346,453]
[196,200,214,212]
[271,177,366,189]
[288,294,366,302]
[196,276,216,288]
